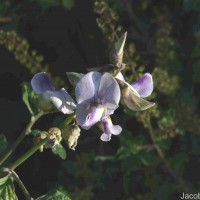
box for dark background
[0,0,200,200]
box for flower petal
[75,101,90,129]
[75,71,101,104]
[98,73,121,115]
[100,117,122,142]
[131,73,153,97]
[44,88,76,114]
[83,105,104,128]
[100,133,111,142]
[115,76,140,96]
[123,87,155,111]
[76,102,104,129]
[115,72,125,81]
[31,72,55,94]
[102,117,122,135]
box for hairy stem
[3,168,33,200]
[0,112,44,166]
[59,113,76,128]
[8,138,46,170]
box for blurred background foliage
[0,0,200,199]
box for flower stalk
[2,168,33,200]
[0,112,44,166]
[8,138,46,170]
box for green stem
[0,112,44,166]
[9,169,33,200]
[2,168,33,200]
[59,113,76,128]
[8,138,46,170]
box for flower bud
[109,32,127,68]
[45,127,62,149]
[62,125,81,150]
[37,95,55,112]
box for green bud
[62,125,80,150]
[37,95,55,112]
[110,32,127,68]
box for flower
[100,116,122,142]
[75,71,122,140]
[31,72,76,114]
[62,124,81,150]
[115,72,155,111]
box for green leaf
[52,144,67,160]
[0,172,9,186]
[0,134,8,157]
[22,82,39,115]
[117,131,146,158]
[0,178,18,200]
[36,189,71,200]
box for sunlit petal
[98,73,120,115]
[131,73,153,97]
[31,72,54,94]
[44,88,76,114]
[75,71,101,104]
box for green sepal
[22,82,39,115]
[114,32,127,55]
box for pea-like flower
[100,116,122,142]
[75,71,122,140]
[116,72,155,111]
[31,72,76,114]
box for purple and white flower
[115,72,155,111]
[75,71,122,141]
[100,117,122,142]
[31,72,76,114]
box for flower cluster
[31,33,154,143]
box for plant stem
[0,112,44,166]
[59,113,76,128]
[8,138,46,170]
[4,168,33,200]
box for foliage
[0,178,18,200]
[52,144,67,160]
